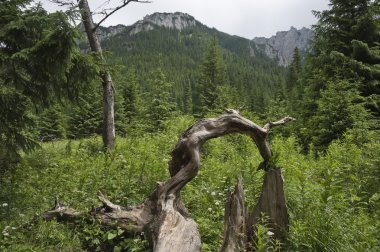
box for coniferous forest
[1,0,379,251]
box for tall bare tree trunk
[78,0,115,149]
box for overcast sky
[41,0,330,38]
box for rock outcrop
[253,27,314,66]
[129,12,197,35]
[96,24,127,41]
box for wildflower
[2,232,9,237]
[207,208,212,212]
[215,200,220,206]
[2,203,8,207]
[267,231,274,236]
[211,192,216,196]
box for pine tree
[298,0,380,150]
[183,79,193,114]
[145,67,176,131]
[37,105,67,142]
[121,68,140,124]
[114,90,128,137]
[311,80,367,152]
[0,0,96,164]
[198,36,227,115]
[68,90,102,139]
[285,47,301,96]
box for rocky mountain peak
[129,12,197,35]
[96,24,127,41]
[253,27,314,66]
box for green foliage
[198,36,228,114]
[0,86,36,166]
[275,136,380,251]
[254,214,282,252]
[68,88,102,139]
[0,116,379,251]
[37,105,67,142]
[0,1,97,166]
[102,23,286,116]
[144,66,176,131]
[311,80,368,152]
[1,2,379,251]
[119,68,141,124]
[292,0,380,151]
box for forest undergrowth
[1,115,378,252]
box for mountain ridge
[97,12,313,66]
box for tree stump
[221,175,246,252]
[248,168,289,241]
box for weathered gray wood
[43,111,293,251]
[149,194,201,252]
[247,168,289,242]
[220,175,246,252]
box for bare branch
[49,0,77,8]
[93,0,152,31]
[263,116,295,131]
[97,191,123,211]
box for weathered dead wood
[220,175,246,252]
[78,0,116,149]
[247,168,289,242]
[43,111,294,251]
[43,192,152,232]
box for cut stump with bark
[42,110,294,251]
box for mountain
[96,12,199,40]
[95,12,287,114]
[253,27,314,66]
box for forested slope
[98,13,286,114]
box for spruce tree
[37,105,67,142]
[285,47,301,97]
[68,90,102,139]
[0,0,96,164]
[145,66,176,131]
[298,0,380,151]
[198,36,227,115]
[121,68,140,124]
[183,79,193,114]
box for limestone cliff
[253,27,314,66]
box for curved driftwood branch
[43,111,294,251]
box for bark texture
[221,175,246,252]
[247,168,289,241]
[78,0,116,149]
[43,110,294,251]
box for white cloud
[39,0,329,38]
